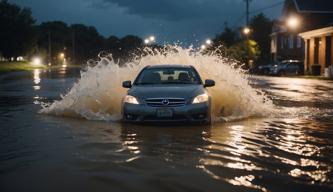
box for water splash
[40,46,274,122]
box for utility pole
[245,0,251,26]
[244,0,251,68]
[48,31,52,66]
[72,30,75,65]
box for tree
[70,24,105,63]
[38,21,71,64]
[228,39,260,66]
[213,24,239,47]
[105,35,121,60]
[120,35,143,50]
[118,35,143,63]
[0,0,36,59]
[249,13,273,65]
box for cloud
[99,0,243,21]
[11,0,283,43]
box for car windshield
[134,67,201,85]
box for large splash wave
[40,46,274,122]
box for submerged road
[0,68,333,192]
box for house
[299,26,333,75]
[270,0,333,74]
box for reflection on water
[59,117,332,191]
[1,69,333,191]
[33,69,41,90]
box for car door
[283,63,291,75]
[288,63,299,75]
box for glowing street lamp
[243,27,251,35]
[206,39,212,45]
[59,52,65,59]
[144,35,156,45]
[200,45,206,50]
[32,57,41,66]
[243,27,251,67]
[149,35,155,42]
[287,16,299,29]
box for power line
[220,1,284,32]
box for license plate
[156,108,173,117]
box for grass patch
[0,61,47,73]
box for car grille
[145,98,186,107]
[143,115,187,121]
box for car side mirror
[122,80,132,88]
[204,79,215,87]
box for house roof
[299,26,333,39]
[293,0,333,13]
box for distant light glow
[144,36,156,45]
[149,35,155,42]
[59,52,65,59]
[201,45,206,50]
[32,57,41,66]
[243,27,250,35]
[206,39,212,45]
[287,16,299,29]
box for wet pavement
[1,67,333,192]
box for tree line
[1,0,273,66]
[0,0,144,65]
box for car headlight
[124,95,139,104]
[192,93,209,104]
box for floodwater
[1,67,333,192]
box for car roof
[145,64,193,69]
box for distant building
[271,0,333,74]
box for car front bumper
[122,102,211,123]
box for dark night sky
[10,0,284,45]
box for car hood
[128,85,204,99]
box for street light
[206,39,212,45]
[287,16,299,29]
[149,35,155,42]
[144,35,156,45]
[59,52,65,59]
[243,27,251,35]
[200,45,206,50]
[243,27,251,68]
[32,57,41,66]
